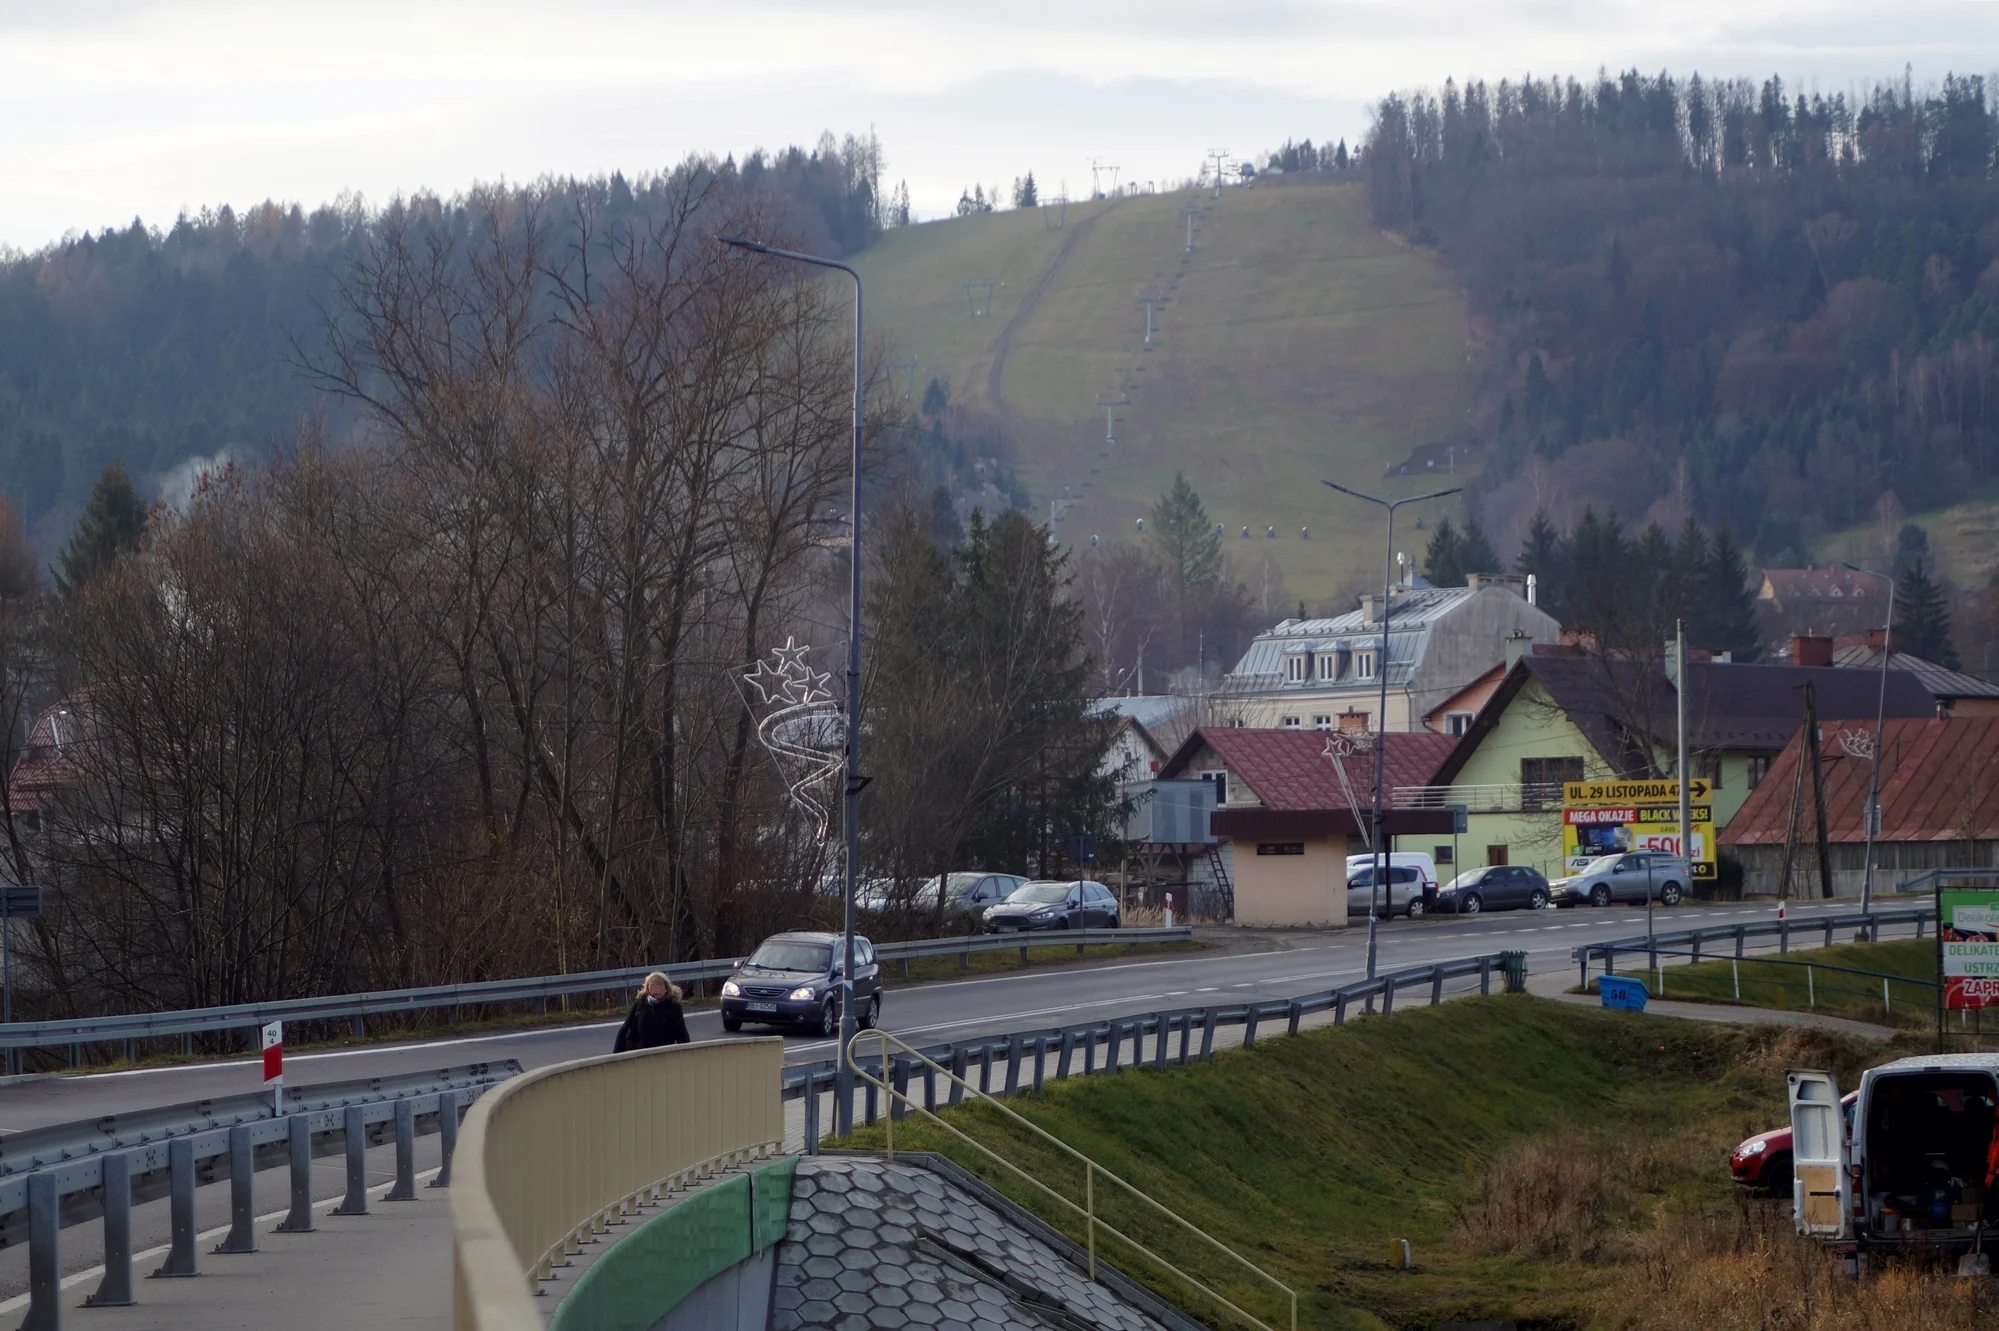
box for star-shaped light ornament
[745,657,795,706]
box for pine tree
[1422,518,1463,585]
[1896,554,1960,669]
[1671,516,1709,642]
[1456,517,1500,579]
[1013,172,1039,208]
[1701,525,1764,661]
[1516,510,1564,619]
[56,463,148,596]
[1149,474,1223,656]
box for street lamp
[1321,480,1462,980]
[1844,562,1898,916]
[721,234,866,1136]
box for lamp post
[721,235,865,1135]
[1844,562,1898,916]
[1322,480,1461,980]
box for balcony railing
[1391,783,1565,814]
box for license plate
[745,1002,778,1013]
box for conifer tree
[56,464,148,596]
[1423,518,1462,585]
[1456,517,1500,580]
[1897,554,1959,669]
[1701,525,1763,661]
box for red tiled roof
[1161,727,1458,811]
[1719,716,1999,846]
[6,704,81,813]
[1758,568,1884,602]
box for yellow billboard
[1561,784,1716,881]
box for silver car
[1346,863,1432,918]
[1555,851,1690,907]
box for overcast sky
[3,0,1995,251]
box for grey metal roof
[1830,645,1999,700]
[1092,695,1199,730]
[1224,587,1477,692]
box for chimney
[1526,573,1537,606]
[1338,708,1370,735]
[1867,626,1899,655]
[1789,635,1833,668]
[1505,631,1532,668]
[1360,593,1377,624]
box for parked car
[1345,852,1438,891]
[982,880,1120,932]
[1345,863,1431,918]
[720,931,881,1036]
[1732,1092,1857,1193]
[1555,852,1690,907]
[858,872,1027,915]
[1432,864,1553,914]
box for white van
[1789,1053,1999,1259]
[1344,852,1439,918]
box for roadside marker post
[262,1021,283,1115]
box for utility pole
[1803,681,1835,900]
[1677,621,1691,893]
[1844,563,1897,913]
[1207,149,1231,198]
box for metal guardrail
[780,952,1515,1146]
[1568,906,1937,988]
[0,927,1191,1066]
[8,1060,518,1331]
[452,1039,785,1331]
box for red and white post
[262,1021,284,1116]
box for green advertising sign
[1939,887,1999,1010]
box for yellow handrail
[848,1029,1298,1331]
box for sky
[3,0,1996,252]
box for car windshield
[1445,869,1487,889]
[747,940,831,971]
[1009,884,1071,905]
[1585,855,1622,872]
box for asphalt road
[0,898,1880,1135]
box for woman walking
[614,971,692,1052]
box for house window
[1200,770,1229,806]
[1435,844,1454,865]
[1745,755,1771,791]
[1486,845,1509,866]
[1316,653,1339,682]
[1284,653,1309,683]
[1445,711,1474,736]
[1520,757,1585,810]
[1256,842,1305,856]
[1281,716,1302,729]
[1353,650,1376,681]
[1312,714,1333,730]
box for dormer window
[1354,650,1377,681]
[1284,653,1310,683]
[1316,652,1339,682]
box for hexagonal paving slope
[768,1159,1166,1331]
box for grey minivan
[1555,851,1690,907]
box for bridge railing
[0,926,1187,1069]
[451,1038,785,1331]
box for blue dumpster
[1599,975,1649,1012]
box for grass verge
[1606,937,1937,1029]
[842,997,1958,1329]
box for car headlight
[788,985,818,1001]
[1746,1140,1766,1155]
[1030,908,1054,919]
[721,980,740,997]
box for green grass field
[1812,483,1999,590]
[854,184,1473,606]
[841,997,1914,1329]
[1613,937,1940,1030]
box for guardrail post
[1383,978,1397,1014]
[1152,1017,1168,1069]
[1917,915,1927,940]
[803,1074,821,1154]
[1018,945,1029,965]
[1335,993,1349,1024]
[428,1090,458,1189]
[1004,1038,1022,1096]
[864,1061,879,1126]
[86,1152,136,1307]
[1057,1031,1075,1080]
[1287,1002,1303,1036]
[1106,1024,1123,1073]
[153,1138,198,1277]
[1824,919,1835,948]
[922,1061,937,1111]
[1691,933,1703,963]
[1033,1037,1047,1093]
[890,1058,909,1121]
[1082,1029,1098,1075]
[1781,919,1791,953]
[1431,968,1445,1005]
[1481,958,1493,996]
[1604,946,1616,976]
[384,1098,417,1201]
[214,1124,257,1253]
[1243,1007,1260,1047]
[278,1113,315,1231]
[25,1171,58,1331]
[948,1049,968,1106]
[1200,1010,1217,1058]
[333,1105,368,1215]
[1736,925,1746,958]
[1177,1015,1192,1065]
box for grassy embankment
[1813,481,1999,590]
[847,997,1987,1329]
[1611,937,1940,1030]
[854,183,1473,608]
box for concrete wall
[1232,835,1350,926]
[650,1248,772,1331]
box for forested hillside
[0,134,885,549]
[1364,72,1999,584]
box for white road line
[0,1166,446,1315]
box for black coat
[614,995,691,1052]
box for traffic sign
[1563,779,1709,805]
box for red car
[1731,1091,1857,1191]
